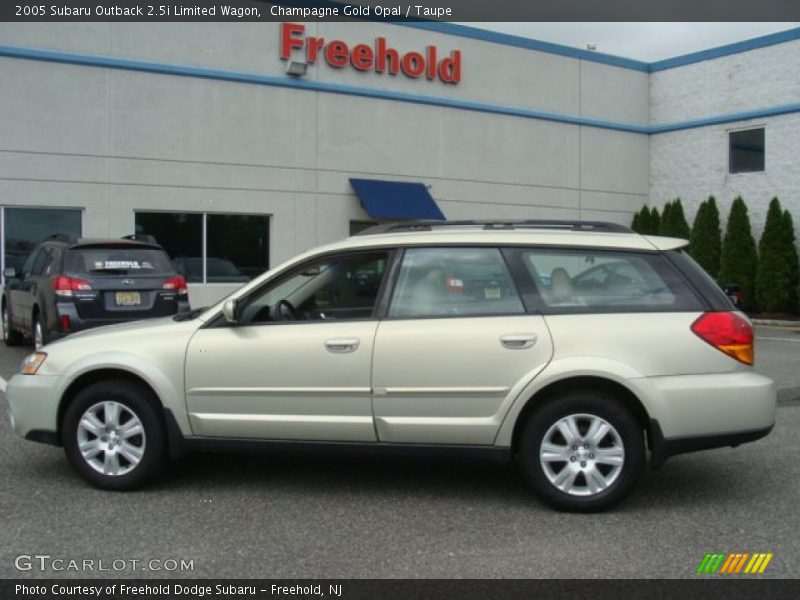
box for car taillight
[691,311,754,365]
[52,275,93,297]
[162,275,188,295]
[59,314,72,332]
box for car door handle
[325,338,360,354]
[500,334,537,350]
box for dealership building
[1,22,798,305]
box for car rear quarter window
[65,246,174,276]
[512,248,703,313]
[665,249,734,311]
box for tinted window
[135,212,269,283]
[389,247,524,318]
[666,249,733,310]
[3,208,81,279]
[729,128,765,173]
[43,247,60,276]
[31,247,52,277]
[239,252,389,325]
[206,214,269,282]
[519,248,702,312]
[65,247,174,276]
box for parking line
[756,336,800,343]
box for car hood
[46,316,184,345]
[35,315,203,379]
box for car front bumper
[6,373,64,444]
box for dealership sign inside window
[280,23,462,84]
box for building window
[135,212,269,284]
[2,207,82,283]
[729,128,765,174]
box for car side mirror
[222,298,239,324]
[3,267,17,280]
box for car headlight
[20,352,47,375]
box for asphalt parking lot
[1,325,799,579]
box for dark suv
[2,236,190,349]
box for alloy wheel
[76,401,147,476]
[539,413,625,496]
[33,320,43,350]
[2,306,8,341]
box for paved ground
[1,326,799,579]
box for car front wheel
[62,381,167,490]
[518,390,644,512]
[2,302,22,346]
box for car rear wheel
[32,314,44,350]
[518,390,644,512]
[2,302,22,346]
[62,381,167,490]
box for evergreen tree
[756,198,795,313]
[649,207,661,236]
[631,206,651,234]
[659,201,673,236]
[661,198,691,240]
[719,197,757,310]
[689,196,722,278]
[782,209,799,314]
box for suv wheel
[2,302,22,346]
[518,390,644,512]
[32,314,44,350]
[62,381,167,490]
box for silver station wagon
[5,220,776,511]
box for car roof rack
[121,234,160,245]
[355,220,633,236]
[48,233,75,243]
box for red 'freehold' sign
[280,23,462,84]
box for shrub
[659,201,673,236]
[661,198,691,239]
[689,196,722,278]
[756,198,797,313]
[631,206,650,234]
[649,207,661,236]
[782,209,799,313]
[631,211,641,233]
[719,197,758,310]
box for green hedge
[631,195,800,314]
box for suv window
[30,248,50,277]
[65,246,174,276]
[518,248,702,312]
[388,247,524,318]
[238,252,389,324]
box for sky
[461,23,800,62]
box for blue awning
[350,178,445,220]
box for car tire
[31,313,45,350]
[517,390,644,512]
[62,380,167,491]
[2,301,22,346]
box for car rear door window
[388,247,524,318]
[515,248,702,313]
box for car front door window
[238,252,390,325]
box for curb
[752,318,800,328]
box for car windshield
[65,246,174,276]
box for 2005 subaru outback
[5,221,775,511]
